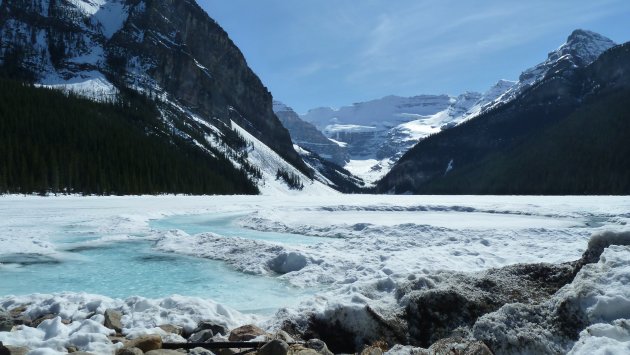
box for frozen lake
[1,195,628,315]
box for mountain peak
[516,29,615,85]
[548,29,616,67]
[568,29,610,42]
[273,100,293,113]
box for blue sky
[198,0,630,113]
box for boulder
[267,252,308,274]
[7,347,29,355]
[109,335,127,344]
[305,339,333,355]
[8,306,27,319]
[104,309,123,333]
[145,350,185,355]
[0,344,29,355]
[31,314,56,328]
[258,340,289,355]
[360,346,383,355]
[189,329,214,343]
[124,335,162,352]
[228,324,266,341]
[188,348,215,355]
[0,309,12,332]
[287,345,319,355]
[272,330,295,343]
[116,348,143,355]
[191,321,229,337]
[159,324,183,336]
[5,306,30,327]
[428,337,493,355]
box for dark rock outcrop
[274,101,348,167]
[0,309,11,332]
[104,309,123,334]
[258,339,289,355]
[107,0,308,175]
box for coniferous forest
[0,79,258,195]
[386,89,630,195]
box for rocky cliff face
[107,0,307,173]
[0,0,311,187]
[273,101,349,166]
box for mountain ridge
[287,29,616,185]
[0,0,329,195]
[376,40,630,194]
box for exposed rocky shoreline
[2,231,629,355]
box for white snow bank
[39,71,118,102]
[67,0,107,16]
[0,292,254,353]
[154,229,298,275]
[473,243,630,354]
[569,319,630,354]
[92,0,129,39]
[230,120,337,196]
[560,245,630,324]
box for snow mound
[230,120,337,196]
[39,71,118,102]
[569,319,630,354]
[267,252,309,274]
[473,243,630,354]
[154,229,313,276]
[0,292,253,353]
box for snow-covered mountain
[484,29,616,112]
[273,101,365,192]
[273,101,349,166]
[377,39,630,194]
[297,29,615,185]
[300,82,514,184]
[1,0,335,195]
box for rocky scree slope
[0,0,313,193]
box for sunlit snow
[1,195,628,352]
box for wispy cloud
[201,0,630,111]
[344,0,628,88]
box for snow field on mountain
[230,120,337,196]
[0,195,628,353]
[289,30,617,185]
[344,159,392,185]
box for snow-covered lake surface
[1,195,628,302]
[0,195,629,353]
